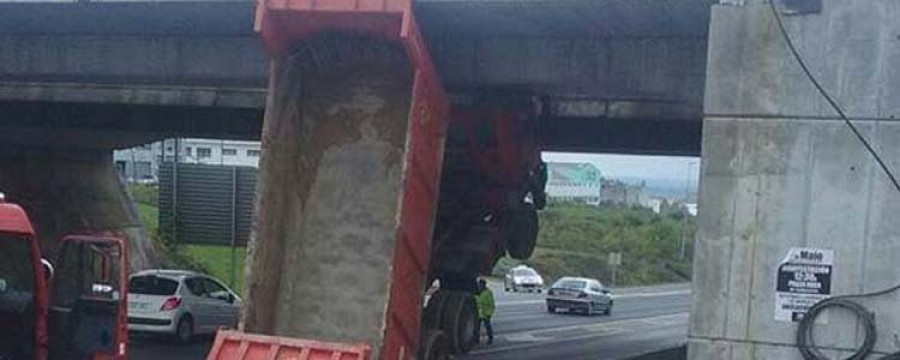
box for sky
[542,152,701,188]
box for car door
[182,277,216,334]
[201,278,238,330]
[593,281,612,306]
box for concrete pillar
[242,33,413,356]
[691,1,900,358]
[0,147,156,270]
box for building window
[135,161,152,179]
[247,149,261,157]
[114,161,127,177]
[197,148,212,159]
[222,148,237,156]
[184,147,192,156]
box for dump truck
[0,196,129,360]
[215,1,546,359]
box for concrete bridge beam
[0,147,156,270]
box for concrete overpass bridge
[3,1,900,359]
[0,0,707,154]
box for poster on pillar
[774,247,834,323]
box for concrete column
[691,1,900,358]
[242,33,413,356]
[0,147,156,270]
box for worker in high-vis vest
[474,278,495,344]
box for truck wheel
[440,291,478,355]
[423,290,450,330]
[420,330,451,360]
[506,205,538,260]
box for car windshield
[130,275,178,296]
[513,269,537,277]
[554,279,587,290]
[0,235,35,293]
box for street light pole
[680,161,698,261]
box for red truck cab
[0,199,49,360]
[0,195,129,360]
[48,234,129,360]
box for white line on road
[496,290,690,306]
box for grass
[136,203,158,234]
[183,245,247,295]
[132,196,248,295]
[493,203,695,287]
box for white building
[114,138,262,182]
[545,162,602,205]
[171,139,261,168]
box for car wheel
[547,305,555,313]
[586,303,595,316]
[419,330,451,360]
[604,302,613,316]
[537,288,542,294]
[174,315,194,346]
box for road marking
[496,290,690,306]
[468,313,688,356]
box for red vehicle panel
[0,198,129,360]
[0,202,48,360]
[207,330,371,360]
[49,235,129,360]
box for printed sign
[774,247,833,322]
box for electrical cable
[766,1,900,359]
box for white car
[546,277,613,316]
[127,270,241,344]
[504,265,544,293]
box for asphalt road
[461,282,691,360]
[130,283,690,360]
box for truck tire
[420,330,451,360]
[506,204,538,260]
[440,291,478,355]
[423,290,450,330]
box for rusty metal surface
[243,34,415,358]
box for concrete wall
[691,0,900,358]
[242,34,412,358]
[0,147,156,270]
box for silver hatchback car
[127,270,241,344]
[504,265,545,293]
[546,277,613,315]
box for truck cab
[0,200,49,360]
[0,195,128,360]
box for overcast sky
[542,152,701,186]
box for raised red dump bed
[207,331,372,360]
